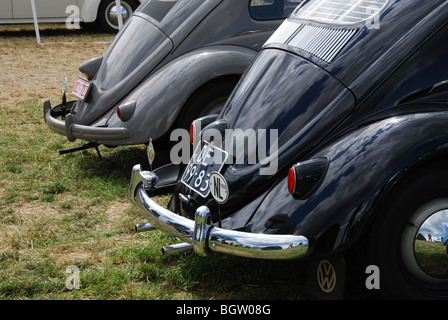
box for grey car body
[43,0,299,151]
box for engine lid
[264,0,446,87]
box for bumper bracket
[59,142,103,160]
[129,164,309,260]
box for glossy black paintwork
[321,0,446,86]
[250,112,448,255]
[173,50,355,221]
[173,0,448,256]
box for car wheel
[151,79,238,167]
[177,78,239,132]
[367,162,448,299]
[97,0,139,33]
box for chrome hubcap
[401,199,448,284]
[106,2,132,29]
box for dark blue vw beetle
[129,0,448,299]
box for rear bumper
[43,99,129,143]
[129,164,309,260]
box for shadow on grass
[55,143,174,202]
[67,143,172,177]
[161,252,313,300]
[75,146,146,175]
[0,23,114,38]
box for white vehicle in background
[0,0,142,32]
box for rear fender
[248,112,448,257]
[103,45,257,145]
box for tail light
[288,157,329,199]
[79,56,102,81]
[288,167,296,194]
[190,121,196,145]
[189,115,220,147]
[117,100,136,122]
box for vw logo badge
[317,259,337,293]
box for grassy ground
[415,240,448,278]
[0,24,311,300]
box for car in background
[43,0,300,156]
[0,0,142,32]
[129,0,448,299]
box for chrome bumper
[43,100,129,143]
[129,164,309,260]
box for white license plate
[71,77,91,101]
[181,141,228,197]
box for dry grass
[1,25,111,106]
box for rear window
[293,0,389,25]
[250,0,302,20]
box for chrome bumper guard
[43,100,129,143]
[129,164,309,260]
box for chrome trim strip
[265,20,302,45]
[264,19,358,63]
[287,24,358,63]
[130,165,309,260]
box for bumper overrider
[129,164,309,260]
[43,100,129,143]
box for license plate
[71,77,91,101]
[181,141,228,197]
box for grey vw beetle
[43,0,300,156]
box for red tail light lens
[190,122,195,144]
[288,167,296,194]
[116,100,136,122]
[287,158,329,199]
